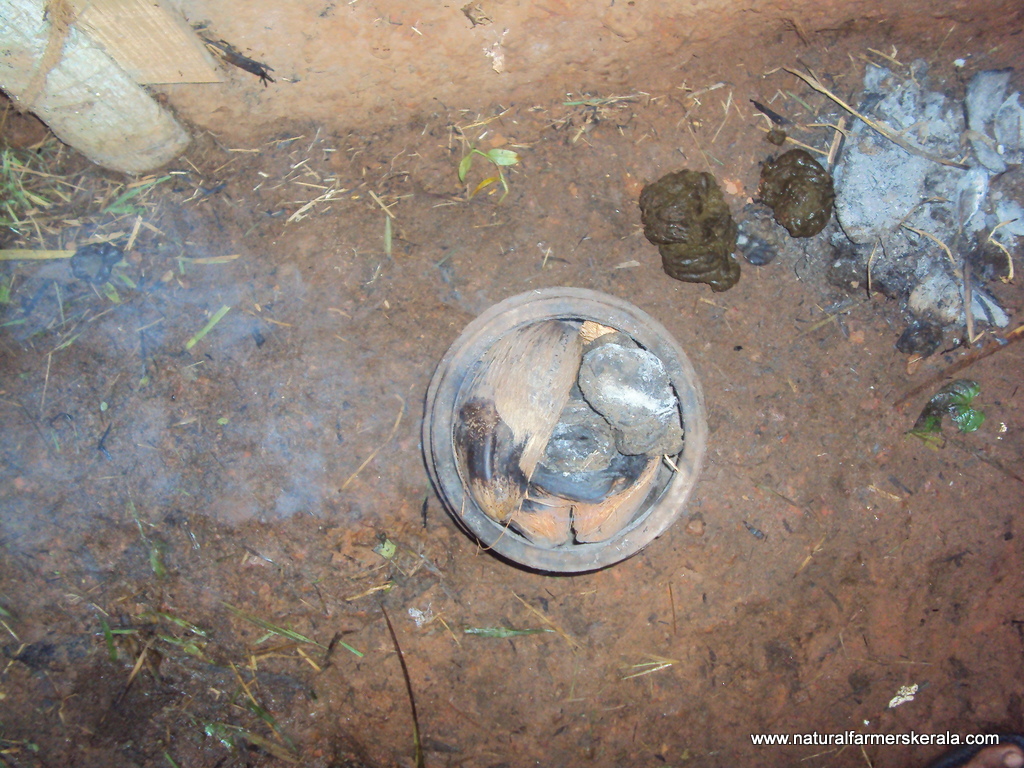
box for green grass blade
[221,602,322,647]
[185,305,231,351]
[463,626,554,638]
[100,618,117,661]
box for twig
[758,129,828,156]
[40,352,51,413]
[949,438,1024,485]
[339,394,405,491]
[866,240,880,296]
[512,592,580,651]
[668,584,677,637]
[113,637,155,708]
[622,654,679,680]
[0,249,75,260]
[900,225,955,266]
[381,605,425,768]
[685,121,713,171]
[962,258,981,345]
[826,116,848,170]
[711,90,733,143]
[368,189,396,219]
[783,68,969,169]
[893,324,1024,407]
[987,220,1017,282]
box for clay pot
[423,288,707,573]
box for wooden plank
[69,0,221,84]
[0,0,190,172]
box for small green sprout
[909,379,985,447]
[458,147,520,202]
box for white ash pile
[829,60,1023,354]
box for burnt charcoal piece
[759,149,835,237]
[70,242,123,284]
[639,170,740,292]
[532,450,649,504]
[896,320,943,357]
[540,398,617,474]
[739,234,777,266]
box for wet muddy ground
[2,29,1024,768]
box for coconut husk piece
[454,320,583,523]
[578,320,617,345]
[572,455,659,542]
[511,494,574,548]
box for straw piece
[784,68,969,169]
[0,249,74,260]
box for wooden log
[0,0,190,173]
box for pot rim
[423,287,707,573]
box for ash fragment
[831,60,1019,332]
[577,337,684,457]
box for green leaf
[339,640,364,657]
[185,304,232,351]
[102,175,171,214]
[373,537,397,559]
[101,282,121,304]
[145,610,210,638]
[221,601,321,647]
[907,427,946,449]
[100,618,117,661]
[484,148,520,166]
[938,379,980,408]
[912,411,943,434]
[949,404,985,432]
[458,154,474,183]
[150,542,167,579]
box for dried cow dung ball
[639,170,740,292]
[758,149,835,238]
[70,242,123,284]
